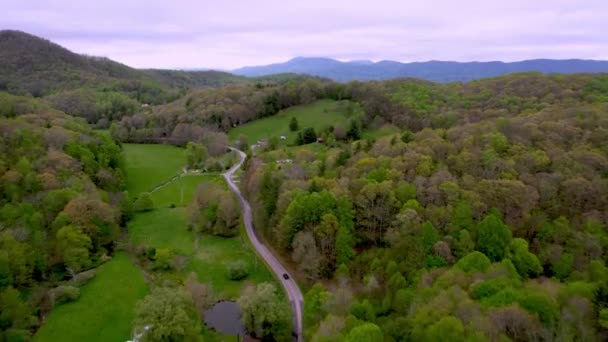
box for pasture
[33,253,148,342]
[228,99,362,145]
[123,143,186,195]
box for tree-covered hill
[0,92,131,340]
[0,30,172,100]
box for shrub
[226,260,249,280]
[133,192,154,212]
[70,269,96,287]
[50,285,80,306]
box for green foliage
[237,283,292,341]
[226,260,249,280]
[186,142,208,169]
[475,212,512,262]
[50,285,80,306]
[56,225,92,273]
[552,252,574,280]
[400,129,414,143]
[133,192,154,212]
[424,316,465,342]
[302,127,318,144]
[455,251,491,273]
[289,116,299,131]
[394,181,417,203]
[345,323,383,342]
[133,287,202,342]
[517,291,559,327]
[509,238,542,278]
[347,119,362,140]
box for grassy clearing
[123,143,186,195]
[228,99,362,145]
[185,233,274,299]
[150,174,222,208]
[128,208,194,255]
[363,124,401,140]
[34,253,148,342]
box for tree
[226,260,249,280]
[56,225,92,273]
[475,212,512,261]
[509,238,542,278]
[292,231,321,281]
[424,316,465,342]
[354,181,400,244]
[186,142,208,169]
[237,283,291,340]
[455,251,491,273]
[347,119,362,140]
[401,129,414,143]
[345,323,383,342]
[133,192,154,212]
[314,213,339,274]
[132,287,202,342]
[289,117,299,131]
[302,127,317,144]
[0,287,34,336]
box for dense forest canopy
[237,73,608,340]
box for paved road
[223,147,304,341]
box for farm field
[128,208,195,255]
[150,174,221,208]
[123,143,186,195]
[33,253,148,342]
[228,99,362,145]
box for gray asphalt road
[223,147,304,341]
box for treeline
[0,94,129,340]
[242,74,608,340]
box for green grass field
[128,208,195,255]
[228,99,362,145]
[185,233,273,299]
[34,253,148,342]
[123,144,186,195]
[150,174,221,208]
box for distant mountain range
[233,57,608,82]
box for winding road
[223,147,304,341]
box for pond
[204,301,246,336]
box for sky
[2,0,607,70]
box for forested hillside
[238,73,608,340]
[0,93,129,340]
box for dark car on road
[282,273,289,280]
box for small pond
[204,301,246,336]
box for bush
[133,192,154,212]
[226,260,249,280]
[153,248,174,270]
[70,269,96,287]
[50,285,80,306]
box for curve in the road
[223,147,304,341]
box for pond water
[204,301,246,336]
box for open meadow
[228,99,362,145]
[33,253,148,342]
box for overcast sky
[2,0,607,69]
